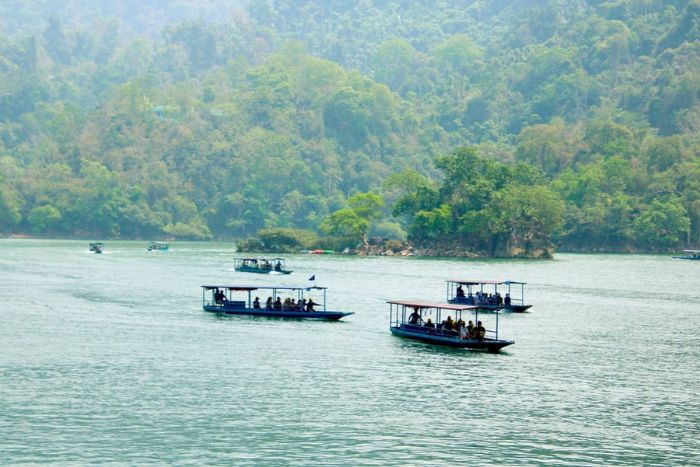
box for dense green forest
[1,0,699,254]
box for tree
[27,205,61,235]
[632,196,690,250]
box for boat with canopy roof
[446,279,532,312]
[672,249,700,260]
[234,257,292,274]
[201,284,352,320]
[147,241,169,251]
[388,300,514,352]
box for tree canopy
[0,1,698,252]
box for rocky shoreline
[355,239,554,259]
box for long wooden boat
[233,257,292,274]
[388,300,513,352]
[446,279,532,312]
[201,285,352,320]
[672,249,700,260]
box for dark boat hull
[204,305,351,320]
[390,326,513,352]
[234,267,292,274]
[448,298,532,312]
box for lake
[1,239,698,465]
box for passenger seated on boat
[408,307,421,325]
[253,297,261,309]
[266,297,273,309]
[444,316,455,331]
[475,321,486,340]
[458,320,466,338]
[466,320,475,339]
[504,294,511,306]
[466,292,475,304]
[497,293,503,306]
[299,299,306,311]
[289,298,297,310]
[274,297,282,310]
[424,318,435,329]
[456,285,465,298]
[306,299,316,312]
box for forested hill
[1,1,699,254]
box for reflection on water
[1,240,699,464]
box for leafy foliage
[0,1,698,253]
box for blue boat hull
[204,305,352,320]
[390,326,513,352]
[234,267,292,274]
[448,298,532,313]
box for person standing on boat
[504,294,511,306]
[214,289,224,305]
[306,298,316,312]
[408,307,421,324]
[456,285,465,298]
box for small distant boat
[201,285,353,320]
[147,241,169,251]
[89,242,104,254]
[301,249,334,254]
[446,279,532,312]
[672,249,700,260]
[234,257,292,274]
[388,300,513,352]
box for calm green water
[1,239,699,465]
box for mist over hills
[0,0,698,254]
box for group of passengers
[213,288,227,304]
[407,307,486,340]
[244,260,283,272]
[256,296,316,311]
[456,285,510,306]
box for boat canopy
[201,285,327,291]
[682,249,700,253]
[386,300,478,311]
[237,257,286,261]
[446,279,503,285]
[447,279,528,286]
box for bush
[240,227,319,253]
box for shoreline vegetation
[0,2,699,254]
[2,234,690,258]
